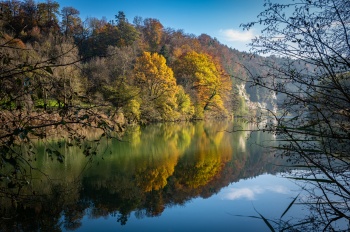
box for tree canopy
[134,52,180,121]
[174,51,231,118]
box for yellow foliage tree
[134,52,180,121]
[173,51,231,118]
[176,85,194,120]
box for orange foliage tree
[142,18,163,52]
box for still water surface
[1,120,304,231]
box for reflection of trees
[163,121,235,203]
[177,155,222,189]
[81,181,143,226]
[174,123,224,189]
[0,182,82,232]
[132,124,185,192]
[78,122,195,225]
[0,120,284,229]
[135,165,175,192]
[143,191,165,217]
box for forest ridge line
[0,0,275,125]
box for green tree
[176,85,194,120]
[37,0,60,34]
[82,45,139,122]
[85,22,119,57]
[61,6,81,37]
[0,0,23,36]
[115,11,139,47]
[142,18,163,52]
[0,0,60,40]
[79,12,138,58]
[20,0,37,31]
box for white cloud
[219,29,256,42]
[223,185,289,201]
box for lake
[0,120,305,231]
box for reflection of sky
[223,185,290,200]
[76,173,304,232]
[219,173,299,203]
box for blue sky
[52,0,266,51]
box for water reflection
[223,184,290,201]
[0,120,284,231]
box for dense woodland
[0,0,275,125]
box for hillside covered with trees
[0,0,274,126]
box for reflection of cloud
[219,29,256,42]
[225,187,259,200]
[224,185,289,201]
[266,185,289,194]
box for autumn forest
[0,0,273,126]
